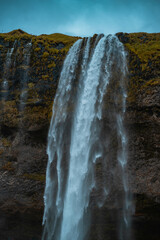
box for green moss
[42,51,49,58]
[142,78,160,87]
[34,47,41,52]
[32,32,80,56]
[49,48,59,54]
[0,149,4,155]
[1,138,11,147]
[40,32,79,45]
[48,62,56,68]
[2,162,14,171]
[124,33,160,72]
[0,29,79,130]
[28,82,35,89]
[29,103,52,119]
[42,74,49,80]
[0,29,33,42]
[121,33,160,105]
[23,173,46,182]
[0,100,19,127]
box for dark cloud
[0,0,159,35]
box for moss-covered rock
[0,29,80,130]
[0,29,79,212]
[0,30,159,228]
[117,32,160,107]
[117,32,160,214]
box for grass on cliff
[39,33,79,45]
[125,32,160,71]
[23,173,45,182]
[32,33,80,56]
[123,33,160,105]
[0,29,79,127]
[0,29,79,52]
[0,29,32,41]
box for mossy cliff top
[0,29,79,129]
[0,30,80,211]
[0,30,159,129]
[117,32,160,107]
[0,29,79,50]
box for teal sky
[0,0,160,36]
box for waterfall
[42,35,133,240]
[42,39,83,240]
[19,41,32,112]
[112,38,134,240]
[1,40,17,101]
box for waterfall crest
[42,35,133,240]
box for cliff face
[0,30,159,217]
[117,32,160,203]
[0,30,79,212]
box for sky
[0,0,160,36]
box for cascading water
[111,38,134,240]
[42,39,83,240]
[1,40,17,101]
[42,34,133,240]
[19,41,32,112]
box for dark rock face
[88,33,160,240]
[0,30,79,212]
[0,31,160,238]
[118,32,160,238]
[118,33,160,201]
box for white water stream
[42,35,133,240]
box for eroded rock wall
[0,29,79,212]
[0,30,159,216]
[118,33,160,202]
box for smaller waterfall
[19,41,32,112]
[1,40,17,101]
[113,39,134,240]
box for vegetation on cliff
[0,30,79,206]
[117,32,160,105]
[0,30,159,214]
[0,29,79,129]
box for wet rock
[0,31,159,226]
